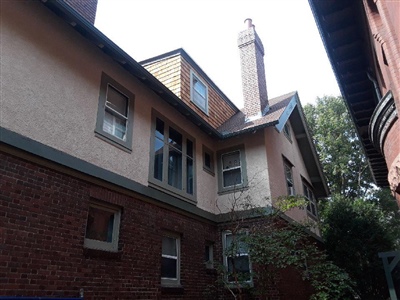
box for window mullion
[162,124,169,184]
[182,138,187,192]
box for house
[0,1,327,299]
[308,0,400,207]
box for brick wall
[0,151,218,299]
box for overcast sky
[95,0,341,108]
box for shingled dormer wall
[142,50,238,129]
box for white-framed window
[84,202,121,252]
[222,231,252,283]
[303,182,318,217]
[161,233,180,286]
[217,145,248,193]
[95,72,134,151]
[190,71,208,114]
[149,112,195,200]
[284,158,295,195]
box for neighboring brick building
[309,0,400,207]
[1,1,328,299]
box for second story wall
[265,120,317,223]
[1,0,221,214]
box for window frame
[283,123,292,142]
[205,242,214,269]
[217,145,248,194]
[95,72,135,151]
[202,145,215,175]
[190,70,208,114]
[149,111,196,202]
[84,201,121,253]
[302,181,318,218]
[222,231,252,285]
[161,232,181,286]
[283,158,295,196]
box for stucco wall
[215,131,272,214]
[1,0,217,213]
[264,120,314,223]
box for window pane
[155,118,164,140]
[186,139,193,158]
[154,138,164,181]
[228,256,251,281]
[168,127,182,151]
[194,91,206,109]
[223,169,242,187]
[204,152,211,169]
[85,206,114,242]
[107,85,127,116]
[187,157,193,195]
[222,151,241,170]
[161,257,177,279]
[193,78,206,98]
[168,146,182,189]
[103,110,126,140]
[162,236,177,256]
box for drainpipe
[367,72,382,103]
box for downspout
[367,72,382,103]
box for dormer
[140,49,239,129]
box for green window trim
[95,72,135,151]
[217,145,248,193]
[149,111,196,202]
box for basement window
[84,202,121,252]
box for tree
[304,95,400,299]
[320,195,394,299]
[214,192,355,300]
[303,96,373,198]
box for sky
[95,0,341,108]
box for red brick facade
[0,151,218,299]
[0,149,317,299]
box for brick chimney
[238,18,269,121]
[63,0,98,24]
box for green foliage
[304,96,373,198]
[320,195,395,299]
[304,95,400,299]
[217,197,355,300]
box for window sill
[306,211,319,221]
[83,247,123,260]
[161,285,184,295]
[148,181,197,204]
[217,185,249,195]
[203,166,215,176]
[94,131,132,153]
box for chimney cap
[244,18,253,29]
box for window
[217,145,248,193]
[161,233,180,286]
[303,182,317,217]
[190,71,208,114]
[95,72,134,150]
[222,232,251,283]
[150,113,195,200]
[283,123,292,141]
[205,242,214,269]
[203,145,214,175]
[284,159,295,195]
[84,202,121,252]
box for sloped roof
[218,92,296,136]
